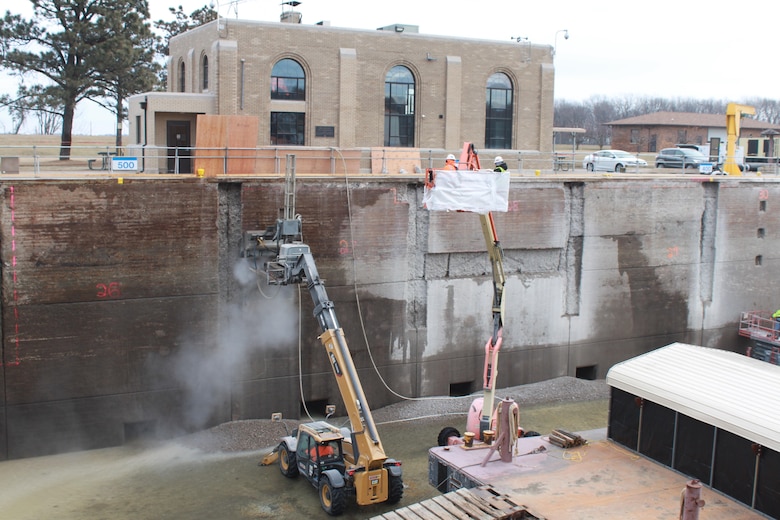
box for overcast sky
[2,0,778,134]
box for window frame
[485,72,513,149]
[271,112,305,145]
[384,65,416,147]
[271,58,306,101]
[178,60,186,93]
[202,55,209,91]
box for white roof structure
[606,342,780,452]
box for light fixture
[553,29,569,57]
[395,25,404,33]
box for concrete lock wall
[0,176,778,459]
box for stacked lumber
[370,485,545,519]
[547,429,587,449]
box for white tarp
[422,169,509,214]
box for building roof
[607,111,780,130]
[606,342,780,452]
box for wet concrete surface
[0,400,608,519]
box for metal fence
[1,144,776,176]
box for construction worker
[310,443,335,461]
[494,156,508,172]
[773,309,780,337]
[443,154,457,170]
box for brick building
[607,112,780,155]
[127,12,554,173]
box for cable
[333,147,465,403]
[375,411,465,426]
[297,283,314,422]
[254,268,281,299]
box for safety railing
[4,143,773,177]
[738,311,780,347]
[0,144,580,176]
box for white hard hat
[446,154,456,161]
[494,156,504,164]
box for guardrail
[0,145,577,175]
[2,144,776,176]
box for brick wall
[134,19,554,153]
[612,125,709,153]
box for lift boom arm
[456,143,508,435]
[478,211,506,431]
[724,103,755,176]
[251,157,400,512]
[287,251,388,470]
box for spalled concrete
[0,174,778,459]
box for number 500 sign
[112,156,138,171]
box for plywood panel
[194,114,226,176]
[371,147,421,174]
[194,115,260,176]
[226,115,259,174]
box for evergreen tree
[91,7,160,148]
[0,0,157,158]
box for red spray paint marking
[2,186,21,367]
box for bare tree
[36,110,62,135]
[555,95,780,147]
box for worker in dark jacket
[494,156,508,172]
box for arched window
[485,72,513,149]
[202,55,209,91]
[271,58,305,100]
[384,65,415,147]
[179,60,186,93]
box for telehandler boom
[251,158,402,516]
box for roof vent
[377,24,419,33]
[280,0,302,24]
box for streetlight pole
[553,29,569,57]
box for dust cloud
[167,259,301,430]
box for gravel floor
[175,376,609,453]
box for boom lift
[426,143,512,446]
[253,157,402,516]
[724,103,755,176]
[738,310,780,365]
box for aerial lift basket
[423,168,509,213]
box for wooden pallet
[370,485,545,519]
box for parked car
[655,148,710,170]
[582,150,648,172]
[675,144,748,172]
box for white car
[583,150,648,172]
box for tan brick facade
[128,18,554,164]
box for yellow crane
[724,103,755,176]
[253,157,402,515]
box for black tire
[319,474,347,516]
[278,443,298,478]
[437,426,461,447]
[655,163,664,168]
[387,473,404,504]
[586,163,594,172]
[614,164,624,172]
